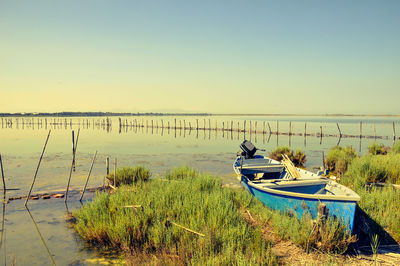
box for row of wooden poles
[118,118,399,140]
[1,117,112,131]
[1,116,398,140]
[0,129,120,207]
[0,129,123,265]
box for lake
[0,115,399,264]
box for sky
[1,0,399,114]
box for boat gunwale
[244,176,361,202]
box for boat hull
[241,176,357,233]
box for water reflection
[25,206,56,265]
[1,195,5,265]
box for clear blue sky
[1,0,399,114]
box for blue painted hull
[241,177,357,233]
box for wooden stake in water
[105,156,110,188]
[0,154,5,197]
[25,207,57,265]
[25,130,51,206]
[277,121,279,135]
[80,151,98,201]
[114,158,117,187]
[65,129,80,203]
[72,130,76,171]
[336,123,342,138]
[393,121,396,140]
[320,126,323,145]
[304,122,307,136]
[360,121,362,138]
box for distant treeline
[1,112,398,117]
[0,112,211,117]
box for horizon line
[0,112,399,117]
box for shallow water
[0,115,399,264]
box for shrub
[293,150,307,167]
[325,146,358,177]
[269,146,306,167]
[368,143,388,155]
[106,166,150,186]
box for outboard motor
[238,140,259,159]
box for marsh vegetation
[74,167,358,264]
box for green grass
[74,167,277,265]
[341,153,400,187]
[106,166,150,186]
[325,146,358,177]
[357,187,400,242]
[74,166,355,264]
[269,146,306,167]
[390,142,400,154]
[341,154,400,242]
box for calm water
[0,115,399,264]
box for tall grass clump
[325,146,358,177]
[355,186,400,242]
[106,166,150,186]
[341,154,400,189]
[165,166,198,180]
[74,167,276,265]
[390,142,400,154]
[341,154,400,242]
[368,143,388,155]
[269,146,306,167]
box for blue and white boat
[234,140,360,233]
